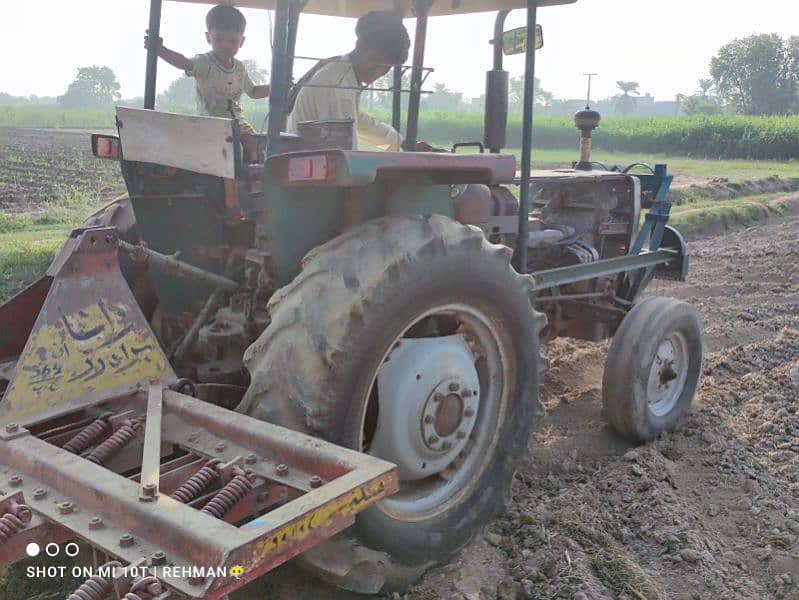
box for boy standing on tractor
[145,4,269,162]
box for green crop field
[3,105,799,161]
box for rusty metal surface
[139,383,164,501]
[0,390,398,598]
[0,276,51,362]
[0,227,176,427]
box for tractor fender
[655,225,689,281]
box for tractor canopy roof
[170,0,576,18]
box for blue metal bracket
[617,164,681,301]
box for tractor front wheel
[239,215,546,592]
[602,296,703,442]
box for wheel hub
[371,335,480,481]
[647,333,688,417]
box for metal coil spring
[122,575,161,600]
[201,474,253,519]
[0,512,25,542]
[171,460,220,504]
[86,420,140,465]
[68,561,121,600]
[63,414,112,454]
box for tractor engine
[526,172,641,339]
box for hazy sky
[4,0,798,103]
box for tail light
[286,155,329,183]
[91,134,121,160]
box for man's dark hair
[206,4,246,32]
[355,11,410,64]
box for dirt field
[0,128,123,212]
[1,127,797,599]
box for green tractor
[0,0,702,596]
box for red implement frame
[0,227,399,598]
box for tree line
[2,33,797,117]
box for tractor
[0,0,703,597]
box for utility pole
[583,72,598,108]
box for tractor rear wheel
[602,296,703,442]
[239,215,546,592]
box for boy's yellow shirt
[186,52,255,132]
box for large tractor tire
[602,296,703,442]
[84,194,157,318]
[239,214,546,592]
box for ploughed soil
[0,128,123,211]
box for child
[146,4,269,162]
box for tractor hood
[170,0,576,18]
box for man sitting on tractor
[145,4,270,162]
[288,11,431,152]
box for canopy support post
[267,0,292,156]
[404,0,434,150]
[143,0,163,110]
[516,0,538,274]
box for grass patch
[553,506,666,600]
[666,193,799,238]
[0,226,72,303]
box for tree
[159,76,196,109]
[681,95,724,116]
[507,76,553,113]
[241,60,268,86]
[58,66,121,109]
[613,81,639,116]
[679,78,724,116]
[710,34,798,115]
[422,83,465,112]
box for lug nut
[8,475,22,487]
[33,488,47,500]
[88,517,104,530]
[309,475,323,488]
[428,435,439,445]
[245,453,257,465]
[5,423,18,433]
[448,382,460,392]
[464,408,476,417]
[214,442,226,453]
[275,464,289,477]
[58,502,75,514]
[434,393,443,402]
[424,415,435,424]
[119,533,134,547]
[151,550,167,566]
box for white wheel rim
[646,331,689,417]
[357,302,510,522]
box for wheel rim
[358,302,511,523]
[646,331,689,417]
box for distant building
[540,94,682,118]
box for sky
[3,0,798,103]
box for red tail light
[287,155,329,183]
[91,134,121,160]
